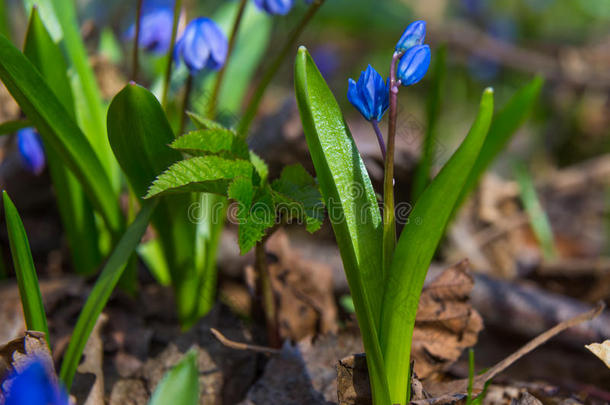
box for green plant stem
[179,74,193,135]
[238,0,325,138]
[256,241,280,348]
[131,0,144,82]
[370,119,386,160]
[207,0,248,120]
[161,0,182,110]
[382,51,401,275]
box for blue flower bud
[126,4,174,54]
[174,17,228,74]
[254,0,295,15]
[3,357,69,405]
[395,20,426,53]
[397,44,431,86]
[17,128,45,175]
[347,65,389,121]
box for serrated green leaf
[171,129,249,160]
[380,88,494,404]
[271,164,324,233]
[238,185,275,254]
[249,151,268,185]
[187,111,229,131]
[295,46,389,405]
[3,191,49,341]
[228,177,254,220]
[146,156,253,198]
[148,349,199,405]
[0,33,122,234]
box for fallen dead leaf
[585,340,610,369]
[76,313,108,405]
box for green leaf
[249,151,268,185]
[0,33,122,234]
[3,191,49,341]
[24,7,101,274]
[294,46,390,405]
[271,164,324,233]
[0,119,30,135]
[228,176,254,219]
[380,88,494,405]
[146,156,253,198]
[459,76,543,204]
[148,349,199,405]
[171,129,249,159]
[514,162,556,260]
[59,200,157,390]
[187,111,229,131]
[237,185,275,254]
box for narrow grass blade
[148,349,199,405]
[459,76,543,204]
[0,34,122,234]
[0,119,30,135]
[412,45,446,201]
[380,88,494,405]
[24,7,100,274]
[59,200,157,390]
[514,162,556,260]
[295,46,390,405]
[3,191,49,340]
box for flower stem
[255,241,280,348]
[371,119,386,160]
[161,0,182,110]
[179,74,193,135]
[382,51,402,275]
[237,0,325,139]
[207,0,248,120]
[131,0,144,82]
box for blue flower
[347,65,389,121]
[17,128,45,175]
[126,3,174,54]
[3,358,69,405]
[174,17,228,74]
[397,45,431,86]
[253,0,295,15]
[395,20,426,53]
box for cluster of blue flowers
[347,20,431,123]
[2,358,69,405]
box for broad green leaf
[380,88,494,405]
[60,200,157,390]
[148,349,199,405]
[514,162,556,260]
[249,151,268,185]
[0,0,9,40]
[0,119,30,135]
[294,46,390,405]
[237,185,275,254]
[228,176,254,219]
[3,191,49,340]
[187,112,229,131]
[459,76,543,204]
[271,164,324,233]
[0,33,122,234]
[412,44,446,201]
[171,129,249,159]
[24,7,100,274]
[146,156,253,198]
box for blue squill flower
[395,20,426,53]
[254,0,295,15]
[397,45,431,86]
[347,65,389,122]
[174,17,228,74]
[126,3,174,54]
[2,358,69,405]
[17,128,45,175]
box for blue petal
[201,18,228,70]
[395,20,426,52]
[126,5,174,54]
[254,0,294,15]
[397,44,431,86]
[17,128,45,175]
[347,78,371,120]
[4,358,69,405]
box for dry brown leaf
[585,340,610,369]
[412,260,483,379]
[77,313,108,405]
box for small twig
[161,0,182,110]
[131,0,144,82]
[178,74,193,135]
[210,328,281,355]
